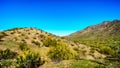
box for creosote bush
[16,51,45,68]
[48,42,77,61]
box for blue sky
[0,0,120,36]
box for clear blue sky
[0,0,120,36]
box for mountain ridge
[67,20,120,40]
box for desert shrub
[19,43,29,51]
[48,42,77,60]
[32,40,41,46]
[0,60,13,68]
[28,32,31,35]
[21,33,25,36]
[99,46,114,55]
[0,32,7,39]
[10,32,15,34]
[36,33,39,35]
[61,37,65,39]
[110,44,120,54]
[25,36,29,39]
[33,37,37,39]
[43,38,57,47]
[109,45,120,61]
[21,39,26,43]
[0,49,17,60]
[16,51,45,68]
[45,32,48,34]
[39,34,45,38]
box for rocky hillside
[67,20,120,39]
[0,28,58,46]
[65,20,120,66]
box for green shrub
[48,42,77,60]
[32,40,41,46]
[99,46,114,55]
[19,43,29,51]
[16,51,45,68]
[0,60,13,68]
[0,48,17,60]
[43,38,57,47]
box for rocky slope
[0,28,58,46]
[67,20,120,40]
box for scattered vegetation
[16,51,45,68]
[0,48,17,60]
[48,42,77,60]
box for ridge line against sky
[0,0,120,36]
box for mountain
[66,20,120,40]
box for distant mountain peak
[67,20,120,39]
